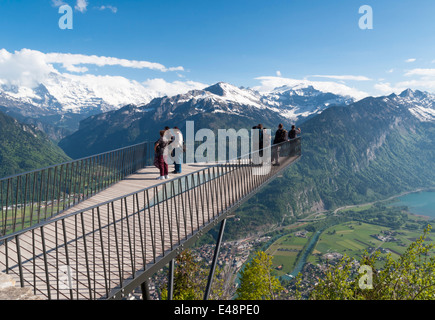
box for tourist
[171,126,184,174]
[257,124,264,157]
[272,124,287,166]
[288,125,301,157]
[154,130,170,180]
[288,125,301,140]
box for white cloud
[404,68,435,77]
[369,67,435,95]
[373,82,406,95]
[373,67,435,94]
[276,70,282,77]
[0,48,207,108]
[51,0,66,7]
[97,5,118,13]
[0,48,58,88]
[0,48,185,90]
[44,51,184,73]
[405,58,416,63]
[142,78,208,97]
[396,79,435,91]
[309,75,372,81]
[53,1,118,14]
[75,0,88,13]
[253,76,369,100]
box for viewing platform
[0,137,301,300]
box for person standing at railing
[257,124,264,157]
[288,125,301,157]
[288,125,301,139]
[170,126,183,174]
[272,123,287,166]
[154,130,170,180]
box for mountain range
[0,76,356,143]
[57,81,356,158]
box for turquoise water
[391,191,435,219]
[284,230,323,280]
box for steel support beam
[168,259,175,300]
[141,279,151,300]
[204,218,226,300]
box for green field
[307,221,434,265]
[266,232,313,276]
[265,201,434,277]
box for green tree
[299,225,435,300]
[236,251,283,300]
[160,249,225,300]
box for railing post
[204,218,226,300]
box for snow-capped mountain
[0,72,163,136]
[58,82,356,158]
[0,72,157,115]
[4,73,435,148]
[387,89,435,122]
[146,81,356,123]
[0,76,355,120]
[260,84,355,119]
[0,74,358,137]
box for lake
[391,191,435,219]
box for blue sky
[1,0,435,98]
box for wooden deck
[55,163,214,218]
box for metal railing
[0,142,155,237]
[0,137,301,300]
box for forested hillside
[0,111,71,178]
[226,94,435,238]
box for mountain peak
[271,84,319,95]
[204,82,240,96]
[399,88,415,98]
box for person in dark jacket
[154,130,170,180]
[272,124,287,166]
[288,125,301,157]
[257,124,264,157]
[273,123,287,145]
[288,125,301,139]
